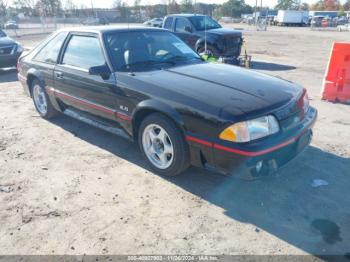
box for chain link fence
[2,16,102,37]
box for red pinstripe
[47,87,131,122]
[186,131,309,157]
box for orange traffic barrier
[321,42,350,103]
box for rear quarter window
[34,32,68,64]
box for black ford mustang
[17,27,317,179]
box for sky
[8,0,346,10]
[59,0,314,9]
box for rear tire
[31,79,59,119]
[138,113,190,176]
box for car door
[174,17,198,50]
[54,33,118,121]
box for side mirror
[184,26,192,33]
[89,64,111,80]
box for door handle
[55,71,63,79]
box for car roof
[166,14,206,18]
[56,25,168,34]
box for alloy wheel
[142,124,174,169]
[33,84,48,115]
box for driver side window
[62,35,105,70]
[175,18,192,33]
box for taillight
[297,89,309,119]
[303,91,310,114]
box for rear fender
[26,68,45,94]
[26,68,62,112]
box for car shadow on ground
[50,114,350,256]
[0,68,18,83]
[252,61,296,71]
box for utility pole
[254,0,258,25]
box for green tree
[194,3,217,16]
[275,0,299,10]
[216,0,253,18]
[180,0,193,13]
[113,0,130,21]
[134,0,141,7]
[0,0,8,19]
[299,2,309,10]
[13,0,36,16]
[324,0,340,10]
[311,0,340,10]
[145,4,167,18]
[167,0,180,14]
[338,5,345,16]
[311,0,325,10]
[36,0,62,16]
[343,0,350,10]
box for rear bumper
[0,53,21,68]
[187,107,317,179]
[18,73,30,96]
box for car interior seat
[124,39,150,67]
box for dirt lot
[0,25,350,256]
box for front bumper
[0,53,21,68]
[186,106,317,179]
[219,56,240,65]
[213,107,317,179]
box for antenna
[194,0,196,15]
[204,15,207,54]
[127,3,130,29]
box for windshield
[105,31,201,72]
[0,30,6,37]
[189,16,221,31]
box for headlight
[219,115,280,143]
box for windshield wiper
[122,60,175,69]
[163,55,202,63]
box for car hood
[199,27,242,37]
[130,63,302,120]
[0,36,16,46]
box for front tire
[138,113,190,176]
[31,79,59,119]
[197,46,215,57]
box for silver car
[337,23,350,32]
[4,20,19,29]
[143,18,163,28]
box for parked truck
[275,10,309,26]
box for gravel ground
[0,25,349,256]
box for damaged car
[17,27,317,179]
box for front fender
[195,38,216,52]
[132,99,186,135]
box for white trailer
[276,10,309,26]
